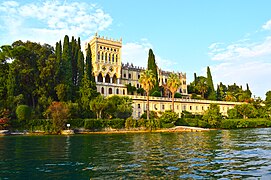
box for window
[101,52,104,60]
[183,81,186,85]
[129,73,131,79]
[124,73,126,78]
[105,53,107,62]
[182,105,186,111]
[183,89,187,93]
[123,89,125,95]
[137,84,139,88]
[179,89,182,93]
[138,104,140,108]
[138,112,141,118]
[196,106,198,110]
[98,52,100,60]
[112,54,114,62]
[202,106,204,110]
[109,88,112,94]
[177,105,179,110]
[138,75,140,79]
[116,89,119,94]
[154,104,157,110]
[190,106,192,110]
[101,87,104,94]
[105,74,110,83]
[162,105,165,110]
[98,73,103,82]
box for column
[117,78,120,84]
[110,77,112,84]
[103,77,105,83]
[95,76,98,82]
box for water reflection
[1,129,271,179]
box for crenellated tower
[86,33,126,96]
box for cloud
[262,20,271,30]
[0,0,112,45]
[122,39,177,71]
[207,19,271,97]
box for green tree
[89,95,108,119]
[47,101,69,133]
[159,110,178,128]
[166,73,181,112]
[86,43,93,82]
[105,95,133,119]
[202,104,222,127]
[77,37,84,87]
[147,49,159,93]
[139,70,156,120]
[62,35,72,101]
[196,76,208,98]
[206,66,216,100]
[235,103,258,119]
[79,74,98,117]
[265,91,271,107]
[16,105,32,122]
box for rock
[61,130,75,135]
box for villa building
[86,34,242,119]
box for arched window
[98,52,100,60]
[101,87,104,94]
[105,53,107,62]
[109,88,112,94]
[98,73,103,82]
[112,54,114,62]
[116,55,118,63]
[108,54,111,62]
[105,74,110,83]
[112,74,117,84]
[101,52,104,60]
[179,89,182,93]
[116,89,119,94]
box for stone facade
[86,34,242,119]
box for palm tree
[166,73,182,112]
[196,77,208,98]
[139,70,156,120]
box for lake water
[1,128,271,179]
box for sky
[1,0,271,98]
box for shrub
[16,105,32,122]
[137,118,146,128]
[125,117,137,129]
[174,92,182,98]
[146,119,160,130]
[159,110,178,128]
[151,91,161,97]
[67,119,85,128]
[47,102,69,133]
[107,118,125,129]
[84,119,103,130]
[175,118,189,126]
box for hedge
[220,118,271,129]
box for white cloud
[122,39,177,71]
[207,19,271,98]
[262,20,271,30]
[0,0,112,45]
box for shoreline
[0,126,212,136]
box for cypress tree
[194,73,197,85]
[206,66,216,100]
[85,43,93,81]
[147,49,159,93]
[62,35,72,101]
[77,49,84,87]
[55,40,62,84]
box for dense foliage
[188,67,252,102]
